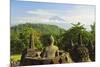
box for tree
[59,22,93,51]
[90,22,95,44]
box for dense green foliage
[10,22,95,55]
[10,23,66,54]
[58,22,95,51]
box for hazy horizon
[11,0,96,30]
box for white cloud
[16,6,95,26]
[27,9,55,16]
[61,5,95,25]
[11,3,95,30]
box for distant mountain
[11,16,72,30]
[49,16,65,22]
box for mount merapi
[11,16,72,30]
[11,23,66,36]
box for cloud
[61,5,95,25]
[14,6,95,26]
[11,1,95,30]
[27,9,55,16]
[25,9,68,23]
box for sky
[11,0,96,30]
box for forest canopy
[10,22,95,55]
